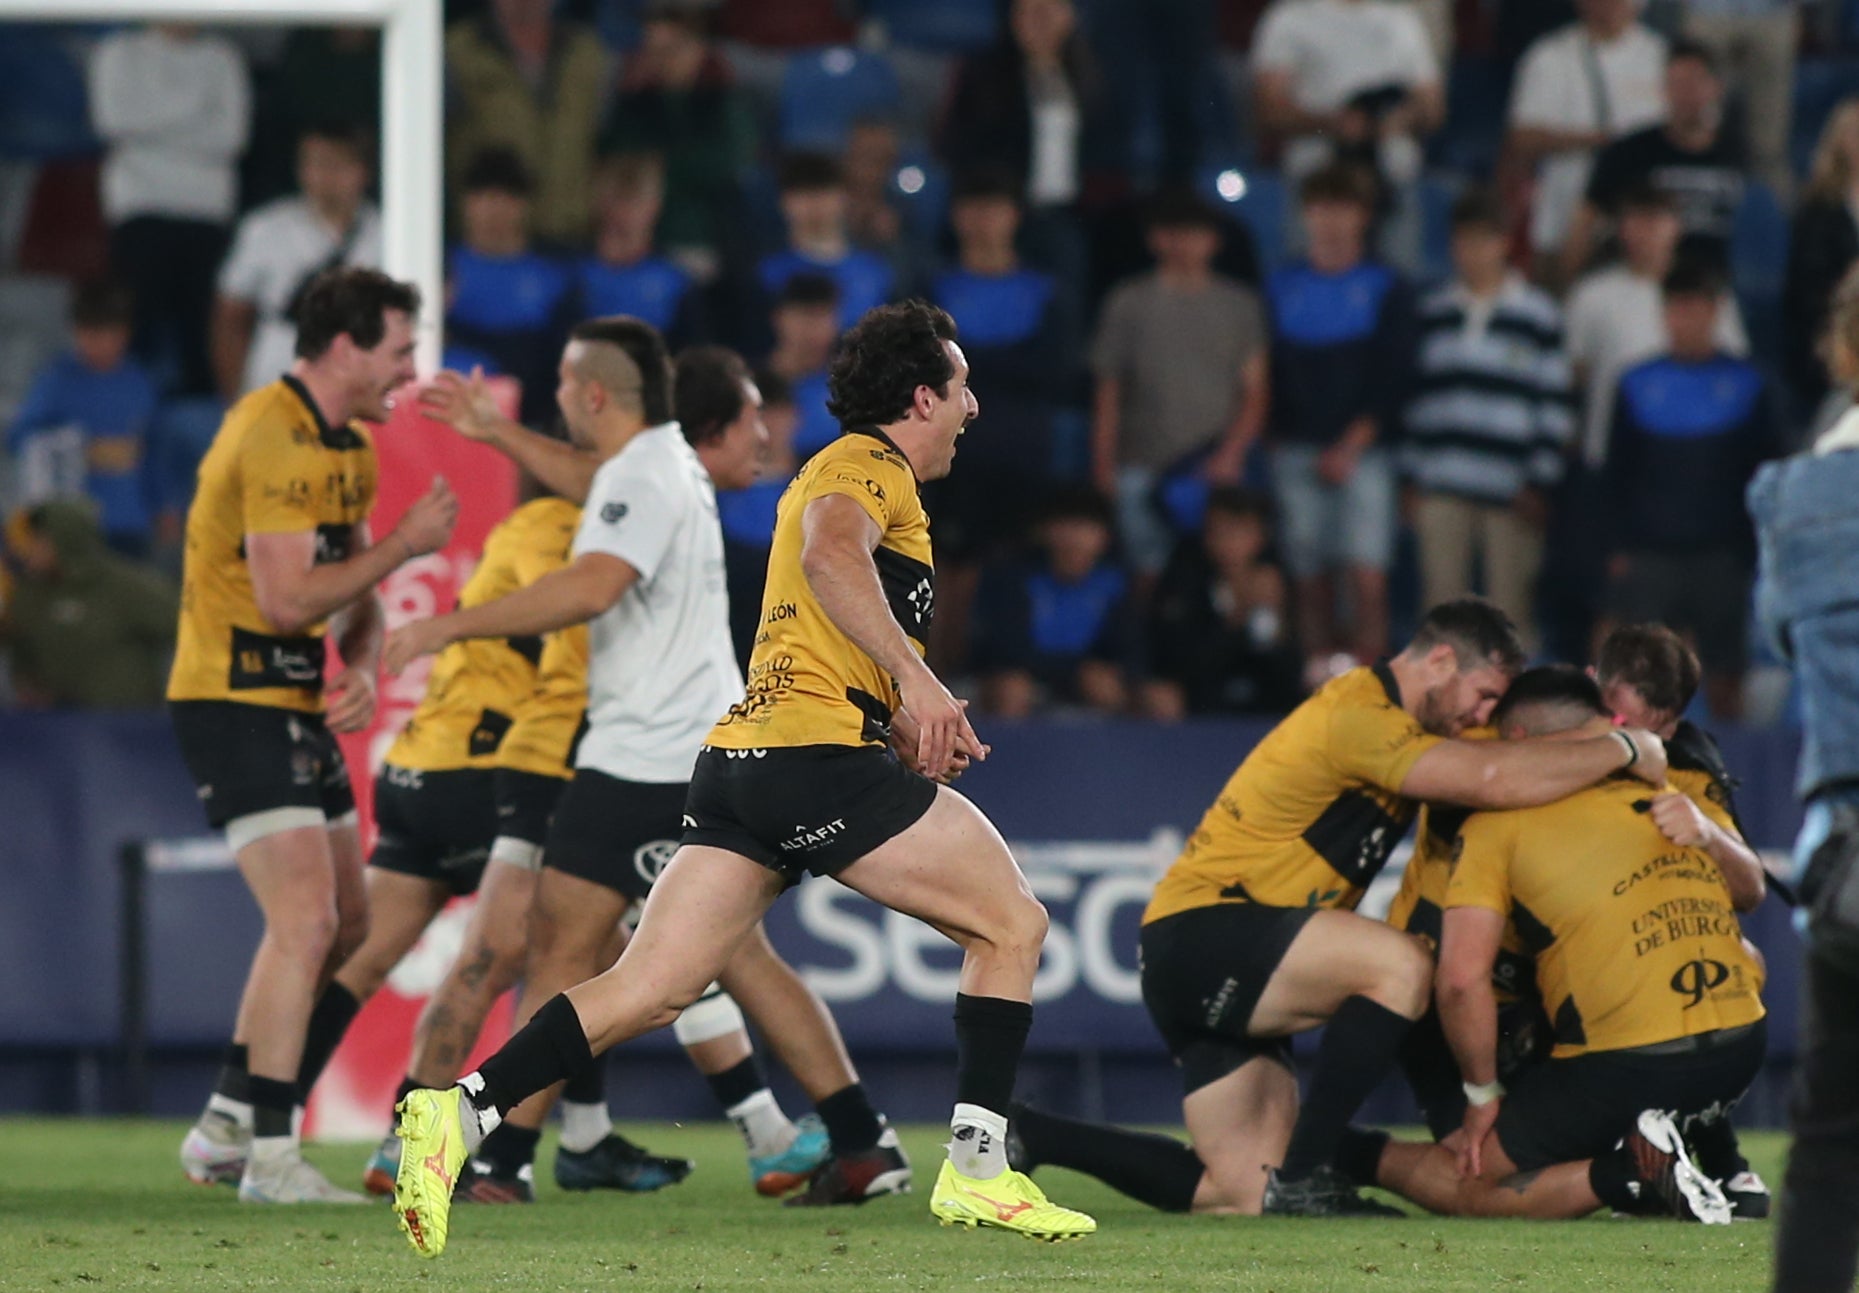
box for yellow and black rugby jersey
[1389,800,1534,1004]
[1666,719,1745,841]
[1446,776,1765,1058]
[167,377,376,713]
[1144,664,1442,924]
[388,497,580,771]
[496,624,589,779]
[707,431,932,750]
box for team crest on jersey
[602,501,629,524]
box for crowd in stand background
[5,0,1859,725]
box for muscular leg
[332,869,449,1005]
[1375,1137,1602,1219]
[1183,1056,1301,1215]
[1247,911,1431,1189]
[231,825,345,1090]
[406,861,538,1088]
[719,923,858,1102]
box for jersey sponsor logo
[1301,789,1412,889]
[765,602,799,623]
[313,523,356,565]
[601,501,629,524]
[722,748,768,759]
[632,839,680,888]
[227,626,324,692]
[1671,957,1733,1008]
[385,765,424,790]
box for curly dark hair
[826,300,958,431]
[293,266,421,360]
[675,345,752,447]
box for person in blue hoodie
[576,152,706,347]
[7,280,165,558]
[1263,163,1413,681]
[445,148,576,428]
[1604,256,1784,721]
[1751,270,1859,1293]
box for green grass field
[0,1120,1783,1293]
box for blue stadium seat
[867,0,1000,53]
[0,26,99,161]
[891,153,950,250]
[1732,180,1788,298]
[1199,165,1286,273]
[778,47,903,152]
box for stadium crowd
[5,0,1859,725]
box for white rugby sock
[947,1103,1009,1180]
[558,1099,614,1154]
[727,1090,798,1159]
[454,1073,500,1152]
[206,1093,253,1131]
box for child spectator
[212,122,381,402]
[1143,487,1302,719]
[445,148,576,428]
[578,153,705,346]
[7,282,165,558]
[756,152,897,331]
[716,367,797,667]
[1603,259,1784,720]
[1403,188,1572,652]
[762,273,841,459]
[1091,188,1268,587]
[1264,163,1413,679]
[1,499,176,708]
[973,488,1134,718]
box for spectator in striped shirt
[1402,188,1573,654]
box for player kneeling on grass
[1354,666,1767,1222]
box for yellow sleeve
[1327,694,1444,793]
[810,445,907,532]
[508,508,579,588]
[1445,812,1516,915]
[239,422,326,535]
[1686,774,1741,838]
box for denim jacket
[1748,410,1859,801]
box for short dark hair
[1663,254,1726,300]
[1491,664,1609,732]
[1145,185,1223,233]
[1204,485,1272,525]
[778,151,845,194]
[1667,37,1719,77]
[951,167,1024,207]
[1300,162,1377,211]
[299,119,372,161]
[826,300,958,430]
[753,365,793,409]
[1596,623,1701,717]
[1038,485,1115,529]
[1450,185,1505,233]
[1618,180,1679,215]
[674,345,752,447]
[775,271,841,311]
[570,316,674,425]
[71,279,133,330]
[1406,597,1527,676]
[293,267,421,360]
[462,147,534,197]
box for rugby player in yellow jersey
[395,345,863,1205]
[1594,622,1772,1217]
[169,268,459,1203]
[1360,666,1767,1222]
[389,302,1094,1259]
[1007,599,1667,1218]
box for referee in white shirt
[211,123,382,404]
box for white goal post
[0,0,444,371]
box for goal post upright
[0,0,445,373]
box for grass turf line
[0,1120,1782,1292]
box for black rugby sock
[296,983,362,1101]
[1280,996,1412,1180]
[1335,1125,1392,1187]
[1589,1145,1643,1212]
[249,1076,297,1140]
[1014,1106,1203,1212]
[953,994,1033,1113]
[477,1123,541,1175]
[561,1051,606,1106]
[1690,1118,1750,1181]
[816,1082,884,1155]
[471,994,594,1118]
[212,1043,251,1106]
[705,1057,766,1112]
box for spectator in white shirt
[1252,0,1443,275]
[88,24,250,397]
[1505,0,1667,286]
[210,123,381,403]
[1564,181,1747,470]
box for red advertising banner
[309,379,519,1140]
